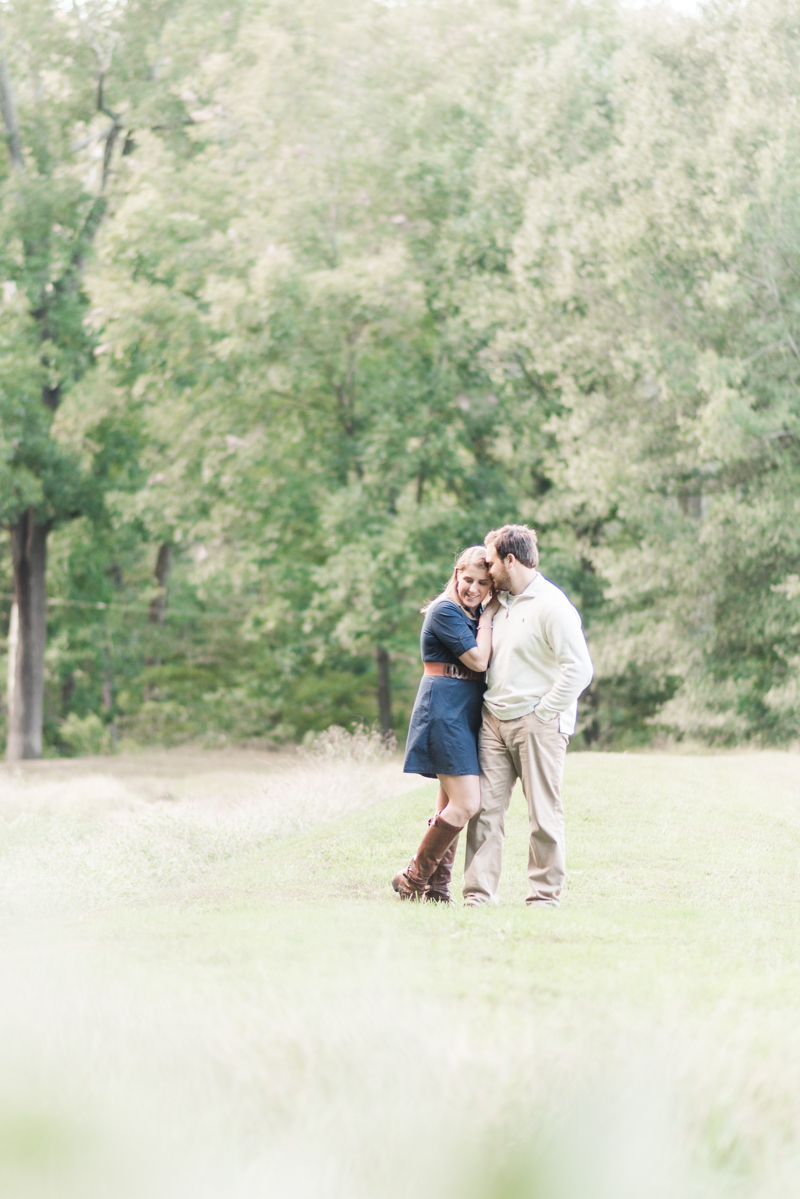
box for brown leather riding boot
[392,814,461,901]
[425,826,459,904]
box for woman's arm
[459,598,500,672]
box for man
[463,524,593,907]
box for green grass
[1,747,800,1197]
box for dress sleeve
[427,602,478,659]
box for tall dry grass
[0,726,411,914]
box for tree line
[2,0,800,758]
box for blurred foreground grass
[1,745,799,1198]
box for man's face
[484,542,513,592]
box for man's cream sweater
[484,573,593,735]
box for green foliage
[8,0,800,750]
[59,711,111,757]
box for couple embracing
[392,524,593,908]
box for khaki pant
[463,708,569,906]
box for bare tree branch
[0,25,24,171]
[100,119,120,191]
[97,69,120,123]
[70,120,116,154]
[741,340,792,367]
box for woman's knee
[462,796,481,821]
[460,783,482,821]
[438,775,481,821]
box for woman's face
[456,565,493,611]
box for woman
[392,546,499,902]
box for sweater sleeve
[533,599,594,721]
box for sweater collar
[500,572,540,608]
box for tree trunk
[102,651,118,747]
[6,600,18,723]
[0,26,24,172]
[376,645,393,737]
[6,508,48,760]
[148,542,173,624]
[144,543,173,695]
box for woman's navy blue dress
[403,599,486,778]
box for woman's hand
[481,593,501,622]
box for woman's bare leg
[437,774,481,829]
[435,785,448,815]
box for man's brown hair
[484,524,539,569]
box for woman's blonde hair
[422,546,491,613]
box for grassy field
[1,739,800,1198]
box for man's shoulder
[534,576,582,619]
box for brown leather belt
[423,661,483,683]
